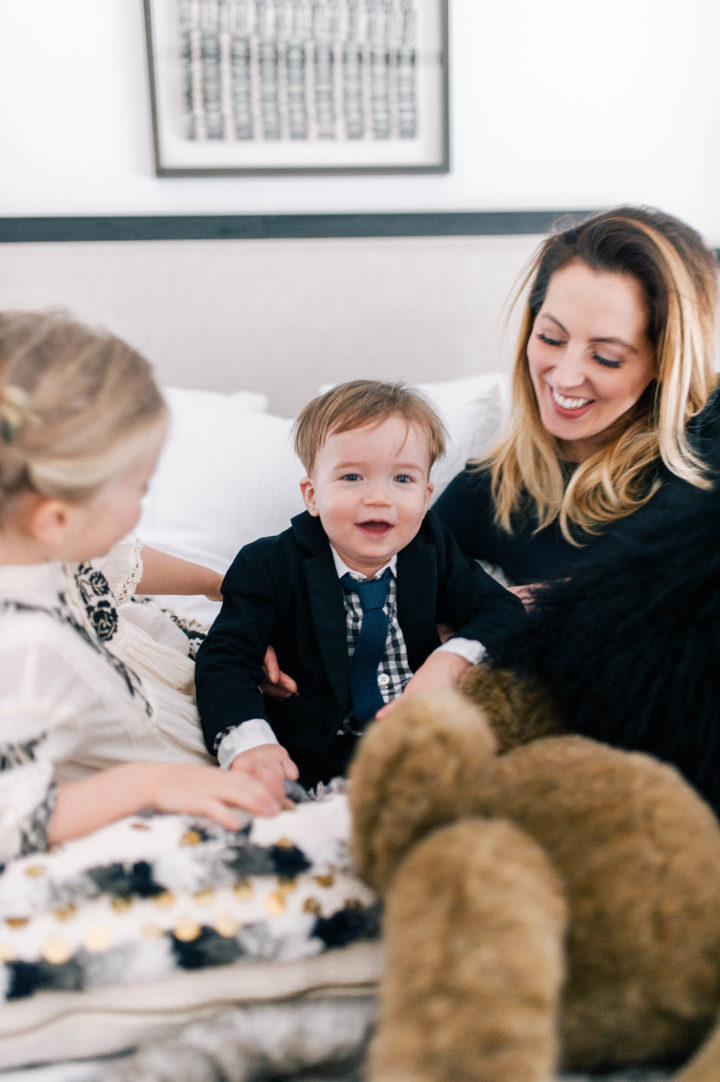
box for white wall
[1,1,720,243]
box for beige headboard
[0,231,542,416]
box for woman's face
[526,261,656,461]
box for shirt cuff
[216,719,279,769]
[434,637,486,666]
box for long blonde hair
[0,311,166,514]
[488,206,719,543]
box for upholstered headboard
[0,218,548,415]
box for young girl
[0,310,286,863]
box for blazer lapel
[304,556,352,711]
[292,513,352,712]
[396,539,440,668]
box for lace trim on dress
[113,533,144,605]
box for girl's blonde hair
[0,311,166,512]
[487,206,719,543]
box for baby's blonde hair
[0,311,166,513]
[486,206,719,543]
[293,380,446,475]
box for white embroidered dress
[0,535,212,862]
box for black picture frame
[143,0,450,176]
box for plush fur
[487,482,720,813]
[348,480,720,1081]
[349,689,720,1082]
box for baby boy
[195,380,526,790]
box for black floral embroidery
[131,596,207,658]
[87,569,110,596]
[86,598,118,641]
[75,563,111,605]
[19,783,56,857]
[0,738,57,856]
[0,736,42,770]
[75,565,119,642]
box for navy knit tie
[342,568,391,724]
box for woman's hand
[260,645,298,699]
[507,583,541,609]
[376,651,471,719]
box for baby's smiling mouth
[357,520,393,535]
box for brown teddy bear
[348,681,720,1082]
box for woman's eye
[538,332,562,347]
[593,353,622,369]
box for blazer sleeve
[429,511,528,652]
[194,542,284,755]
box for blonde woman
[434,206,720,594]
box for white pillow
[138,391,304,626]
[318,373,509,502]
[163,384,269,417]
[414,373,509,501]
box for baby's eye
[340,473,361,481]
[538,332,562,347]
[593,353,622,369]
[394,474,414,484]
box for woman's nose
[552,347,586,389]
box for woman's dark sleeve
[433,466,493,559]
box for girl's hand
[260,645,298,699]
[151,761,288,827]
[48,760,288,845]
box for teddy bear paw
[348,689,497,892]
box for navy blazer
[195,509,526,785]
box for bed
[0,222,673,1080]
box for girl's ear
[299,476,319,516]
[28,497,72,545]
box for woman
[433,206,720,591]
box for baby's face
[300,415,433,578]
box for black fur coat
[490,482,720,813]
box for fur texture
[349,690,720,1082]
[487,484,720,811]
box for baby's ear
[299,476,319,516]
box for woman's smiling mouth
[551,386,594,411]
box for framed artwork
[143,0,449,175]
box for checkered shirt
[341,571,412,706]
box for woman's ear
[299,476,319,516]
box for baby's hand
[375,651,470,719]
[230,743,299,791]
